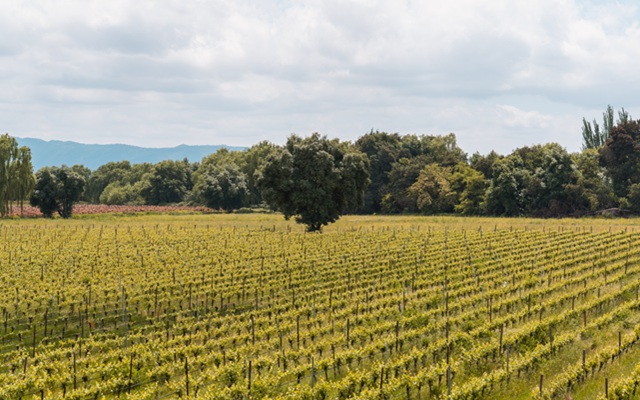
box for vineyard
[4,205,215,218]
[2,214,640,399]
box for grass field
[2,214,640,399]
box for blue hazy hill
[16,137,246,170]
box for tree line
[2,105,639,230]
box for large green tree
[380,156,426,213]
[30,166,86,218]
[451,163,486,215]
[519,143,578,215]
[599,119,640,198]
[69,164,91,202]
[573,149,615,212]
[258,133,370,231]
[407,163,456,214]
[85,161,133,203]
[355,131,466,214]
[99,180,147,205]
[483,155,528,216]
[191,162,248,211]
[484,144,582,216]
[140,159,193,205]
[242,141,279,205]
[355,131,406,213]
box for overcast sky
[1,1,639,155]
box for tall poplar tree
[0,134,35,217]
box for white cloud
[0,0,639,155]
[497,105,555,129]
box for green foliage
[23,108,640,220]
[627,183,640,213]
[85,161,132,203]
[451,163,486,215]
[599,119,640,197]
[0,134,35,217]
[573,149,616,212]
[141,160,193,205]
[56,166,86,218]
[259,133,370,231]
[99,182,145,205]
[484,144,584,217]
[192,162,248,211]
[69,164,91,201]
[30,169,58,217]
[86,161,152,204]
[355,131,407,213]
[408,163,456,214]
[380,157,425,213]
[470,150,502,179]
[30,166,86,218]
[522,143,579,215]
[242,141,279,205]
[356,131,466,214]
[13,147,35,215]
[483,155,527,216]
[581,105,630,150]
[419,133,467,166]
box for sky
[1,0,639,155]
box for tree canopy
[140,159,193,205]
[191,162,248,211]
[258,134,370,231]
[0,134,34,217]
[30,166,86,218]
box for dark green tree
[56,167,86,218]
[141,160,193,205]
[242,141,279,205]
[627,183,640,213]
[91,162,152,205]
[355,131,406,213]
[520,143,579,215]
[380,156,426,213]
[407,163,456,214]
[483,155,528,216]
[355,131,466,213]
[419,133,467,166]
[30,168,58,218]
[258,133,370,232]
[484,144,581,216]
[30,166,85,218]
[574,149,615,211]
[69,164,91,201]
[470,151,503,179]
[451,163,486,215]
[599,119,640,198]
[85,161,133,203]
[192,163,248,211]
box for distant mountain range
[16,137,246,171]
